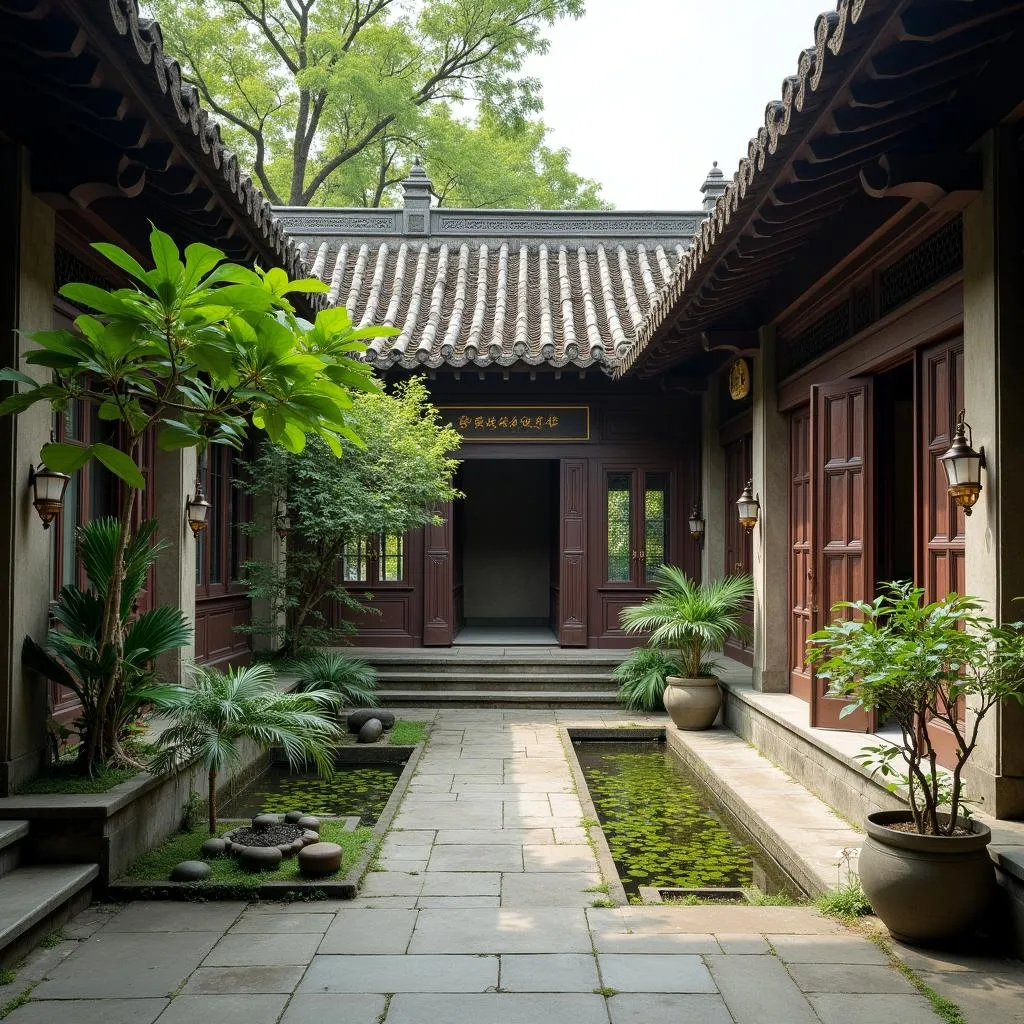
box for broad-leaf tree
[243,377,461,655]
[0,226,386,773]
[151,0,596,207]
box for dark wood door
[810,380,877,732]
[919,337,966,766]
[789,407,813,702]
[423,501,454,646]
[558,460,588,646]
[723,435,753,665]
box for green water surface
[220,764,403,825]
[576,740,795,899]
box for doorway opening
[453,460,559,645]
[875,361,915,586]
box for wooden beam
[700,331,760,356]
[859,152,982,205]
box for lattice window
[781,301,851,377]
[851,287,873,334]
[879,217,963,316]
[54,245,112,295]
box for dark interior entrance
[875,361,915,585]
[453,460,559,644]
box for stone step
[369,661,623,677]
[375,671,617,692]
[377,688,622,708]
[0,821,28,880]
[0,863,98,965]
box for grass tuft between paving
[866,930,967,1024]
[0,985,33,1020]
[123,821,374,892]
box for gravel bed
[228,823,305,848]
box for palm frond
[294,651,378,707]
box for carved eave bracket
[859,153,982,210]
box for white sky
[524,0,833,210]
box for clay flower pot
[858,810,995,946]
[663,676,722,730]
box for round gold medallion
[728,358,751,401]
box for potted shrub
[612,649,683,712]
[620,568,753,729]
[807,582,1024,945]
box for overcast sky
[524,0,834,210]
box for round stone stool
[170,860,211,882]
[238,846,283,872]
[299,841,343,878]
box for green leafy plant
[293,651,378,708]
[807,582,1024,835]
[146,662,342,833]
[816,847,871,919]
[21,518,191,771]
[241,378,460,655]
[0,227,387,774]
[613,649,682,711]
[619,568,753,678]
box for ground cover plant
[0,227,386,775]
[612,648,682,712]
[147,662,342,833]
[123,820,373,892]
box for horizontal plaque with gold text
[438,406,590,442]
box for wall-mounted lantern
[736,479,760,533]
[185,478,212,537]
[939,411,986,516]
[275,499,291,540]
[688,505,705,542]
[29,462,70,529]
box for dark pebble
[228,823,305,849]
[347,709,395,733]
[200,838,227,858]
[297,816,321,834]
[251,813,279,830]
[170,860,211,882]
[358,719,383,744]
[284,810,305,824]
[237,846,283,873]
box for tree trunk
[208,767,218,835]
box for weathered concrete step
[378,689,621,708]
[0,821,28,879]
[368,662,623,677]
[0,863,98,963]
[375,671,616,692]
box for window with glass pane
[644,473,669,582]
[379,534,404,582]
[342,538,368,582]
[607,473,633,582]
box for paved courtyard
[7,710,1024,1023]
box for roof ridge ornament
[701,161,728,213]
[401,156,433,234]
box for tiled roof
[277,176,701,370]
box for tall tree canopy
[153,0,605,209]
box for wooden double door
[788,338,965,736]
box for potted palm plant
[807,582,1024,945]
[619,568,753,729]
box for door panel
[919,338,966,766]
[423,502,454,646]
[811,380,876,732]
[789,407,813,701]
[559,460,588,646]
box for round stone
[251,813,278,830]
[347,709,395,733]
[237,845,283,873]
[288,839,306,856]
[200,838,227,858]
[284,810,305,824]
[298,841,343,878]
[297,816,321,834]
[301,830,320,846]
[358,718,383,744]
[170,860,212,882]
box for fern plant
[613,649,682,711]
[292,651,379,708]
[619,567,754,677]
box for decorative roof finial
[700,160,727,212]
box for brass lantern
[29,463,70,529]
[185,478,212,537]
[275,499,291,540]
[736,479,759,533]
[939,411,985,516]
[688,504,705,542]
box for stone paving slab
[102,901,244,933]
[154,993,288,1024]
[280,993,387,1024]
[786,962,918,994]
[227,912,331,934]
[203,932,323,967]
[597,953,717,993]
[317,908,417,954]
[769,934,890,965]
[181,966,305,994]
[407,908,592,954]
[385,993,609,1024]
[606,993,734,1024]
[298,954,498,993]
[6,999,168,1024]
[500,870,603,908]
[705,953,821,1024]
[498,953,600,992]
[807,993,944,1024]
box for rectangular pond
[573,738,802,902]
[220,762,405,826]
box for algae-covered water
[575,740,797,899]
[220,764,403,825]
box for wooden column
[422,501,453,646]
[558,459,588,646]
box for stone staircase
[353,647,627,708]
[0,819,97,967]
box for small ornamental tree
[0,226,387,774]
[243,378,461,655]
